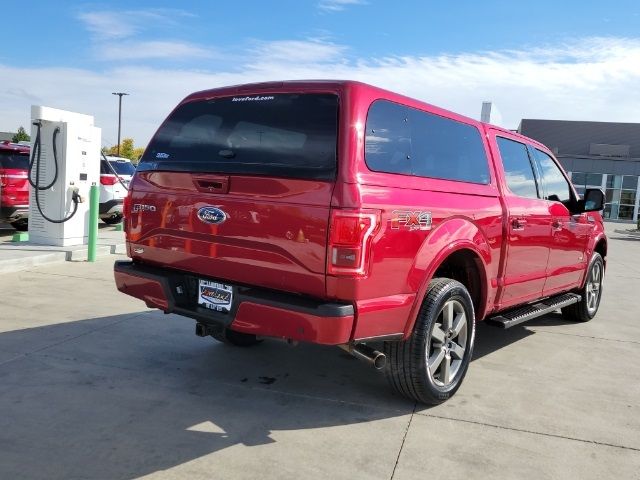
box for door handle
[552,220,563,231]
[511,218,527,230]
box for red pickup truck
[114,81,606,404]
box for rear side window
[531,148,571,203]
[496,137,539,199]
[365,100,490,184]
[0,151,30,170]
[138,94,338,181]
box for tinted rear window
[138,93,339,180]
[0,151,30,170]
[365,100,490,184]
[104,159,135,176]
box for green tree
[12,126,30,143]
[105,138,145,163]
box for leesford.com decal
[231,96,275,102]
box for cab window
[496,137,539,199]
[531,148,571,203]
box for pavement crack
[390,402,416,479]
[416,412,640,452]
[529,328,640,345]
[21,270,115,283]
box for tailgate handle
[194,176,230,194]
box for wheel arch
[402,217,492,338]
[580,234,607,289]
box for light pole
[112,92,129,156]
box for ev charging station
[28,106,101,246]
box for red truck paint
[114,80,607,403]
[0,141,30,230]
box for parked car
[100,155,135,224]
[0,141,30,231]
[114,81,607,404]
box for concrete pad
[394,414,640,480]
[0,318,411,480]
[423,322,640,450]
[0,257,146,362]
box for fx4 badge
[391,210,432,231]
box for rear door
[491,133,551,309]
[128,92,339,298]
[529,147,591,295]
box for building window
[571,171,603,198]
[604,175,638,220]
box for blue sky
[1,0,640,146]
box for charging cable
[28,121,81,223]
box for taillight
[0,169,27,187]
[328,209,380,276]
[122,190,131,218]
[100,174,118,185]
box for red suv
[115,81,606,404]
[0,141,30,231]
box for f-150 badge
[391,210,432,231]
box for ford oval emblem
[197,206,227,225]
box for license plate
[198,280,233,312]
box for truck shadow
[0,310,554,479]
[0,312,408,479]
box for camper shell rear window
[138,93,339,181]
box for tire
[10,220,28,231]
[211,328,263,347]
[562,252,604,322]
[102,214,123,225]
[384,278,476,405]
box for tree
[104,138,145,163]
[12,126,30,143]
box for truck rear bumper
[0,206,29,222]
[113,260,355,345]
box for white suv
[99,156,135,224]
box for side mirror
[580,188,605,212]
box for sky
[1,0,640,147]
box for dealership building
[519,119,640,222]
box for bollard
[88,183,99,262]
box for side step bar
[486,293,581,329]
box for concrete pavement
[0,222,638,479]
[0,223,125,274]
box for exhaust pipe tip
[339,343,386,370]
[371,352,387,370]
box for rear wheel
[212,328,263,347]
[10,220,28,231]
[562,252,604,322]
[384,278,476,405]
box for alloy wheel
[427,299,468,387]
[586,261,602,315]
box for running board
[486,293,581,329]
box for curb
[0,244,126,274]
[613,229,640,237]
